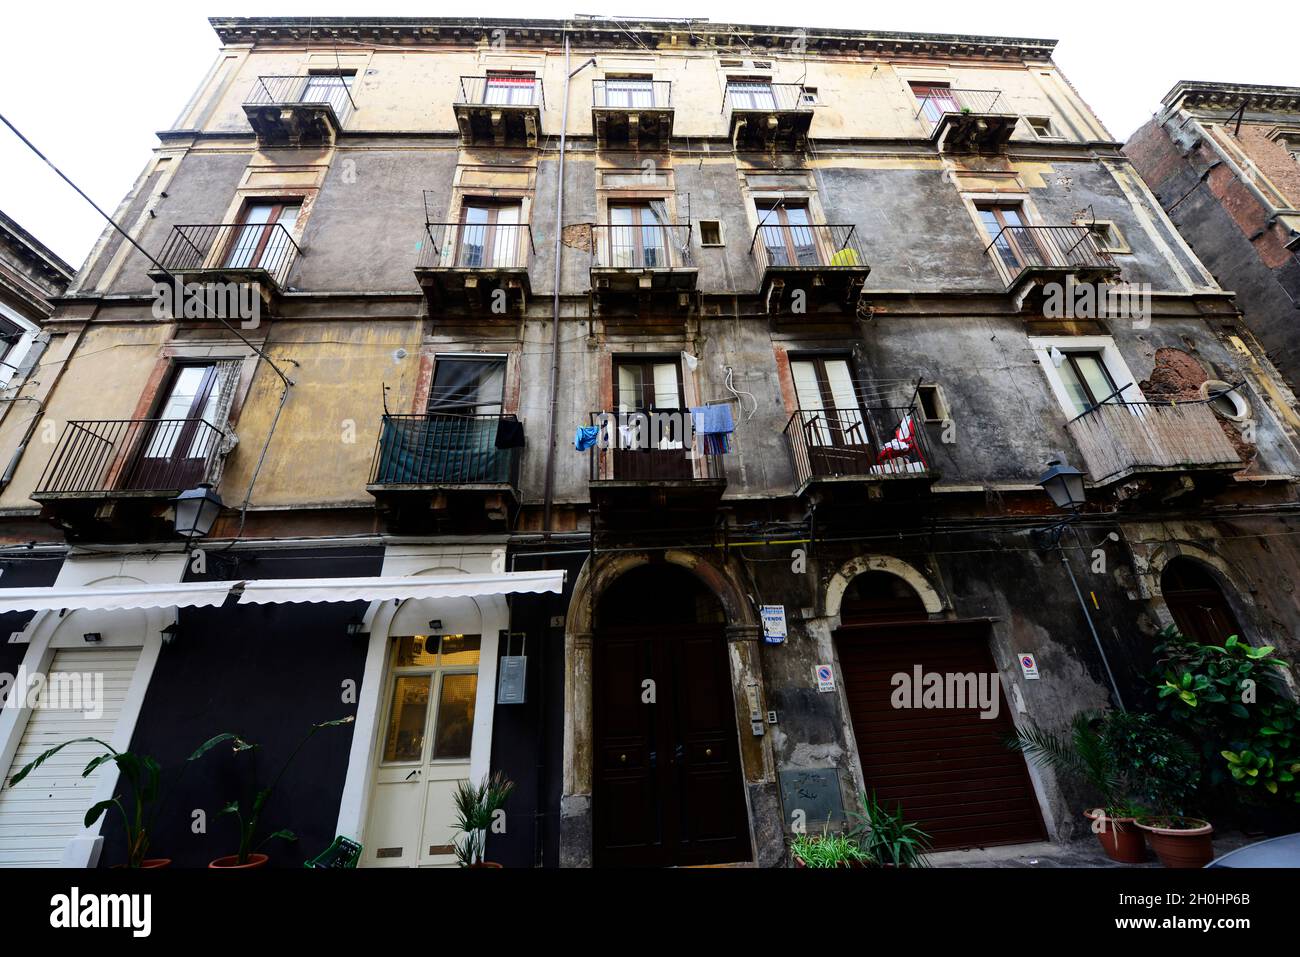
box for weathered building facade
[2,17,1299,869]
[1126,82,1300,391]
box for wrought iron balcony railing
[35,418,225,497]
[723,82,810,115]
[593,79,672,109]
[417,222,534,271]
[1065,397,1242,485]
[455,76,545,109]
[914,88,1005,135]
[587,410,725,482]
[591,224,693,269]
[369,413,522,488]
[983,224,1114,289]
[784,406,932,488]
[155,223,301,290]
[244,75,356,126]
[751,223,868,273]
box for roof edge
[206,16,1057,60]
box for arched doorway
[834,572,1046,849]
[1161,558,1245,644]
[591,563,752,867]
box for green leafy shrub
[789,828,871,868]
[1152,626,1300,804]
[846,791,932,867]
[1008,710,1200,818]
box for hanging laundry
[876,414,921,464]
[495,417,525,449]
[690,404,735,455]
[574,425,600,451]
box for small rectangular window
[917,384,948,423]
[699,220,723,246]
[799,87,818,106]
[1027,117,1056,138]
[1082,220,1129,254]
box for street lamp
[1032,456,1124,709]
[172,484,223,539]
[1036,457,1086,512]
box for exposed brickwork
[1139,347,1256,462]
[1234,123,1300,208]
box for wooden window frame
[612,355,686,413]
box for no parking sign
[815,663,835,692]
[1018,653,1040,679]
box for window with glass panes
[380,634,481,764]
[1057,350,1119,416]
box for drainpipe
[0,396,45,493]
[542,35,597,535]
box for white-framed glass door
[363,633,481,867]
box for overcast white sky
[1,1,1293,268]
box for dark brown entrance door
[1161,558,1244,645]
[836,618,1047,850]
[593,622,752,867]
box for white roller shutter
[0,647,141,867]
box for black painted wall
[484,551,580,868]
[0,552,65,688]
[99,546,381,868]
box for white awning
[0,581,235,614]
[0,569,565,614]
[234,569,566,605]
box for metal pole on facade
[1060,526,1126,710]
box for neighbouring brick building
[1,18,1299,870]
[1126,82,1300,390]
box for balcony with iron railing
[414,221,534,313]
[914,88,1018,153]
[724,82,812,150]
[592,80,674,147]
[590,223,696,311]
[33,417,226,537]
[367,413,522,530]
[453,76,544,148]
[785,405,935,498]
[151,222,301,302]
[751,222,870,314]
[1065,393,1243,488]
[984,224,1119,295]
[586,409,727,522]
[242,75,356,144]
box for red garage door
[836,619,1046,849]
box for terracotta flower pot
[1084,809,1147,864]
[469,861,503,868]
[209,853,270,869]
[1136,817,1214,869]
[112,858,171,869]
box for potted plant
[1009,712,1150,863]
[6,737,172,868]
[847,790,932,868]
[190,716,354,869]
[789,827,872,868]
[451,771,514,867]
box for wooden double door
[593,624,752,867]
